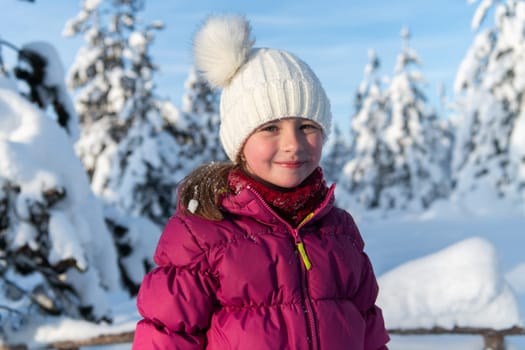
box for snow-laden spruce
[321,124,351,185]
[338,49,391,211]
[0,85,118,324]
[66,0,195,228]
[339,31,452,215]
[180,67,226,163]
[451,0,525,215]
[0,31,166,341]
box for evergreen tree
[340,49,393,209]
[380,27,451,211]
[342,32,451,213]
[0,84,119,328]
[65,0,192,226]
[64,0,195,293]
[321,124,350,184]
[452,0,525,210]
[180,67,226,163]
[1,29,127,328]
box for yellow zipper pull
[296,213,314,270]
[297,242,312,270]
[299,212,314,227]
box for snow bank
[377,237,522,330]
[4,292,138,347]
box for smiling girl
[133,15,389,350]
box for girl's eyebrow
[258,120,279,127]
[259,121,274,126]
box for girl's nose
[281,127,302,152]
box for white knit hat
[193,15,332,162]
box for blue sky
[0,0,482,127]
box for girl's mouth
[276,161,305,168]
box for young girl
[133,15,389,350]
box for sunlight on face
[241,117,324,189]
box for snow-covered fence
[0,327,524,350]
[0,332,134,349]
[389,326,525,350]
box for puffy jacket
[133,184,389,349]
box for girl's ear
[237,152,246,165]
[236,138,250,165]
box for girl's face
[241,117,324,189]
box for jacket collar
[220,183,336,228]
[227,167,328,227]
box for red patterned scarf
[227,167,328,227]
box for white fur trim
[193,15,254,88]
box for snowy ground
[5,211,522,349]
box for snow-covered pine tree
[180,67,226,163]
[380,27,451,211]
[65,0,192,226]
[321,124,351,185]
[64,0,193,293]
[340,49,393,210]
[452,0,525,212]
[0,77,120,329]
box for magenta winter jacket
[133,185,389,349]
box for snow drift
[377,237,522,330]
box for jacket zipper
[297,213,314,270]
[245,186,320,350]
[292,227,319,350]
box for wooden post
[483,333,505,350]
[0,331,133,350]
[49,332,134,349]
[0,346,27,350]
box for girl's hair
[178,162,239,221]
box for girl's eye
[259,125,278,132]
[301,124,315,129]
[300,123,320,132]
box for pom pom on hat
[193,15,255,88]
[192,15,332,162]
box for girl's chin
[261,176,307,190]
